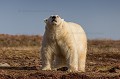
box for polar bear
[41,15,87,72]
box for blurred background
[0,0,120,39]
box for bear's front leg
[58,37,79,72]
[41,47,54,70]
[78,50,87,72]
[68,49,78,72]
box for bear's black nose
[52,16,56,19]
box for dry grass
[0,34,42,47]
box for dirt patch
[0,46,120,79]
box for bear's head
[44,15,64,26]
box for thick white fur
[41,15,87,72]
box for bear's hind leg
[54,55,67,70]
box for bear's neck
[46,21,64,32]
[45,22,67,40]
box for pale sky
[0,0,120,39]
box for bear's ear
[61,19,64,21]
[44,18,48,23]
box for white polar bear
[41,15,87,72]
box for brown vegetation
[0,34,42,47]
[0,34,120,79]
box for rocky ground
[0,34,120,79]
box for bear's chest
[48,32,56,41]
[46,29,62,41]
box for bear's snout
[52,16,57,22]
[52,16,56,19]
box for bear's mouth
[52,19,57,22]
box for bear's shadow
[0,66,68,71]
[57,67,68,71]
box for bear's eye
[50,16,52,18]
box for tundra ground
[0,34,120,79]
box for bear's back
[67,22,86,39]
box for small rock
[0,63,10,67]
[108,66,120,73]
